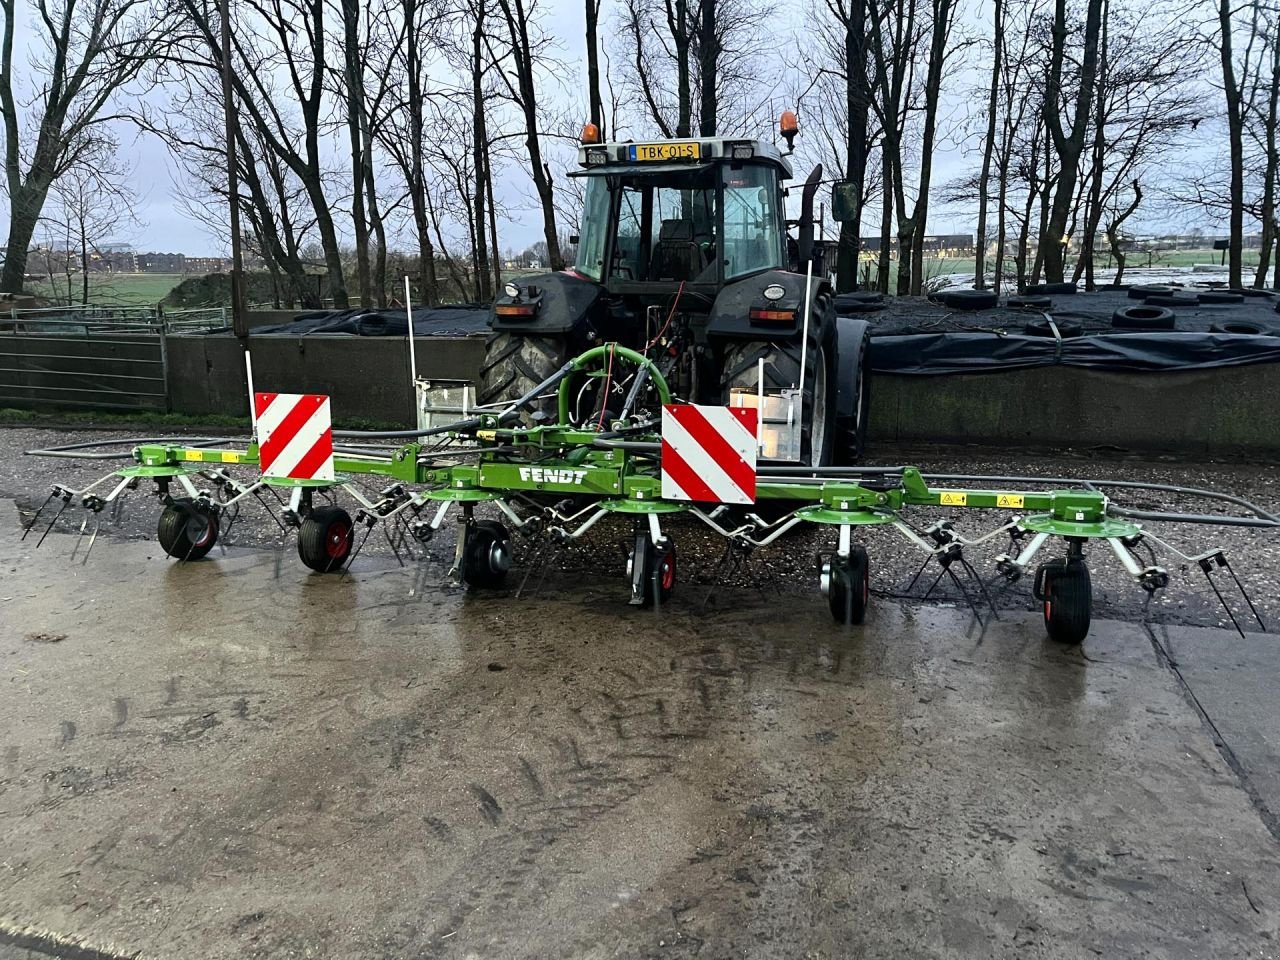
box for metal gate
[0,308,171,412]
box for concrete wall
[869,364,1280,457]
[165,334,487,423]
[29,330,1272,457]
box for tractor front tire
[478,332,569,417]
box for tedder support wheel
[298,506,354,573]
[628,534,676,606]
[647,538,676,606]
[721,339,834,467]
[157,497,219,560]
[477,332,569,416]
[1035,558,1092,644]
[825,544,870,625]
[463,519,512,588]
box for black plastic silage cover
[870,332,1280,375]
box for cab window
[721,165,785,278]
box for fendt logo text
[518,467,588,485]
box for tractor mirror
[831,181,858,223]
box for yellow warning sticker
[221,451,240,464]
[940,491,968,506]
[183,449,205,462]
[477,430,497,441]
[997,494,1025,508]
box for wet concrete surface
[2,494,1280,959]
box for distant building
[186,256,233,274]
[137,252,186,272]
[860,235,974,257]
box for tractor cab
[569,136,794,295]
[479,113,872,469]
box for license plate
[629,141,701,162]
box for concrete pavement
[1,501,1278,959]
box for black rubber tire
[1144,294,1200,308]
[157,497,218,560]
[835,342,871,464]
[463,519,511,588]
[828,545,870,625]
[1127,284,1175,300]
[477,332,570,416]
[643,539,676,606]
[1022,282,1077,296]
[1230,287,1275,298]
[1023,318,1084,338]
[1039,559,1092,645]
[1199,291,1246,305]
[1210,320,1275,335]
[834,292,885,315]
[1007,295,1053,310]
[297,506,354,573]
[1112,306,1176,330]
[941,289,999,311]
[721,338,834,467]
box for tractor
[478,113,871,467]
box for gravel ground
[2,425,1277,635]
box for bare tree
[0,0,167,291]
[176,0,350,306]
[1215,0,1246,287]
[612,0,772,140]
[46,141,139,304]
[1041,0,1105,283]
[974,0,1003,289]
[585,0,605,136]
[493,0,563,270]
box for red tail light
[495,303,537,317]
[749,308,796,323]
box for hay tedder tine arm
[21,492,56,541]
[1195,551,1266,637]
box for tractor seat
[652,220,705,281]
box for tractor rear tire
[477,332,569,417]
[721,339,834,467]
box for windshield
[575,162,786,284]
[612,170,718,282]
[575,177,612,281]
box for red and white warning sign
[254,392,335,481]
[661,404,758,504]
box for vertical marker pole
[405,275,418,386]
[756,358,765,452]
[245,349,258,439]
[796,259,814,448]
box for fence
[0,306,227,412]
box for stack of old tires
[1111,284,1278,334]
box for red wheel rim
[325,521,352,559]
[188,511,215,547]
[660,552,675,590]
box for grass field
[24,273,185,307]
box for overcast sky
[2,0,1217,258]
